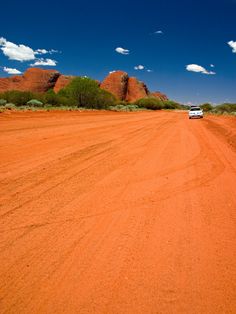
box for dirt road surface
[0,111,235,314]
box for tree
[134,97,163,110]
[58,77,116,108]
[200,103,213,112]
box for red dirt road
[0,111,235,313]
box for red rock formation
[150,91,168,101]
[100,71,128,100]
[0,68,60,93]
[100,71,168,103]
[0,78,10,91]
[23,68,60,92]
[0,68,169,103]
[0,76,23,92]
[54,75,75,93]
[125,77,149,102]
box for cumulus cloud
[35,48,59,55]
[109,70,116,74]
[30,58,57,66]
[0,37,35,61]
[210,64,215,68]
[115,47,130,55]
[0,37,7,45]
[228,40,236,53]
[0,37,59,63]
[3,66,22,74]
[155,30,163,34]
[35,49,48,54]
[147,69,153,72]
[134,65,144,70]
[186,64,216,75]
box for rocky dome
[0,68,168,103]
[100,71,168,102]
[0,68,60,93]
[150,92,168,101]
[0,76,24,92]
[100,71,128,100]
[125,77,149,102]
[53,75,75,93]
[23,68,60,93]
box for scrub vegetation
[1,77,234,114]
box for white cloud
[147,69,153,72]
[35,49,48,54]
[134,65,144,70]
[186,64,216,75]
[3,67,22,74]
[155,30,163,34]
[49,49,59,54]
[30,58,57,66]
[115,47,130,55]
[228,40,236,53]
[210,64,215,68]
[0,37,7,45]
[35,48,59,55]
[109,70,116,74]
[0,37,35,61]
[0,37,59,62]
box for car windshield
[190,107,201,111]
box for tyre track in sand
[0,111,235,314]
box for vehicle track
[0,111,235,314]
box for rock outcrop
[125,77,149,102]
[100,71,128,100]
[23,68,60,92]
[53,75,75,93]
[0,68,168,102]
[150,91,168,101]
[100,71,168,102]
[0,68,60,93]
[0,76,23,92]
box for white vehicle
[188,106,203,119]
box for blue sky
[0,0,236,104]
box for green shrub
[114,100,129,106]
[59,77,116,109]
[109,104,141,112]
[179,104,190,110]
[162,100,181,109]
[0,99,7,106]
[1,91,34,106]
[134,97,163,110]
[200,103,213,112]
[5,103,16,110]
[45,90,77,106]
[44,90,59,106]
[26,99,44,107]
[94,89,116,109]
[213,103,236,114]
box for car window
[190,108,201,111]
